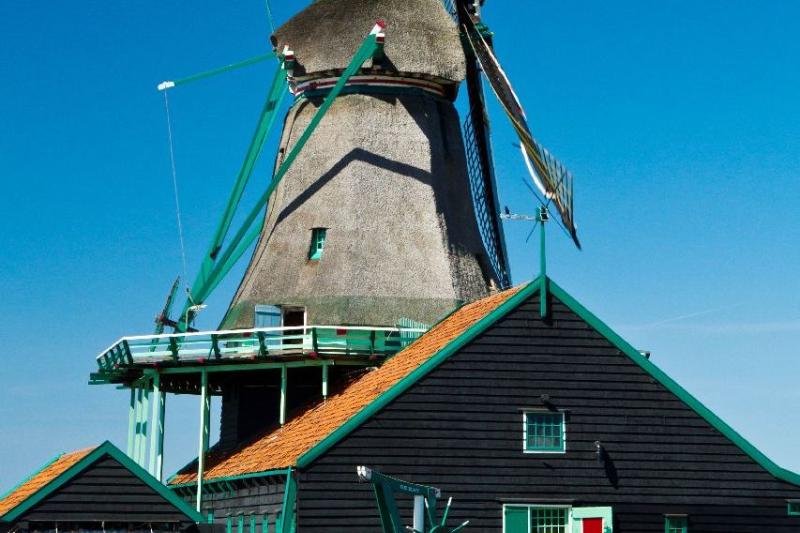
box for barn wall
[179,478,285,529]
[20,456,191,523]
[296,292,800,532]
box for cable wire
[162,90,189,288]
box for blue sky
[1,1,798,490]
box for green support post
[278,468,297,533]
[279,366,287,426]
[138,384,150,466]
[148,372,166,481]
[321,363,329,400]
[197,369,210,512]
[127,386,137,457]
[538,206,548,318]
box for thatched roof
[273,0,465,82]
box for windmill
[89,0,581,500]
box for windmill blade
[455,0,511,288]
[460,11,580,249]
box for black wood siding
[20,456,192,523]
[180,478,285,528]
[296,293,800,532]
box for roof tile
[0,447,94,517]
[171,286,521,485]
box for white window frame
[522,410,567,454]
[502,504,573,533]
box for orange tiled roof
[171,286,523,485]
[0,447,94,517]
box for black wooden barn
[0,442,203,533]
[165,277,800,532]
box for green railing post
[197,369,210,512]
[257,331,267,357]
[311,327,319,353]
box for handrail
[96,324,427,360]
[95,324,428,370]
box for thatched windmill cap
[272,0,466,83]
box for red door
[582,517,603,533]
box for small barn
[0,442,203,533]
[167,276,800,532]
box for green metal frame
[177,24,385,331]
[0,441,203,523]
[297,276,800,488]
[278,468,297,533]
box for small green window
[665,515,688,533]
[524,411,565,452]
[789,501,800,516]
[308,228,327,260]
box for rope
[162,90,189,288]
[264,0,276,35]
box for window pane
[531,507,568,533]
[525,412,565,451]
[666,516,688,533]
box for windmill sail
[455,2,511,288]
[461,14,580,248]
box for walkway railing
[95,325,427,372]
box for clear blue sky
[1,1,798,491]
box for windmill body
[224,0,498,330]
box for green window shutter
[504,506,529,533]
[665,516,688,533]
[308,228,327,260]
[524,412,566,452]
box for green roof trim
[297,275,800,487]
[168,468,290,489]
[296,278,543,468]
[1,441,204,523]
[547,279,800,487]
[0,453,63,505]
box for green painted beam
[280,365,287,426]
[196,369,210,512]
[176,25,384,329]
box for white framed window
[503,504,571,533]
[503,505,613,533]
[523,411,566,453]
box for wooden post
[280,366,288,426]
[321,363,329,400]
[197,369,210,512]
[126,386,136,457]
[149,372,166,481]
